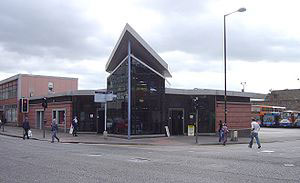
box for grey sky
[1,0,300,93]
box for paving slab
[1,126,299,146]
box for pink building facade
[0,74,78,126]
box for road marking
[129,157,150,163]
[284,164,295,167]
[260,150,275,153]
[87,154,102,157]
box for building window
[52,109,66,125]
[3,105,17,123]
[48,82,54,94]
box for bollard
[103,130,108,139]
[43,120,47,138]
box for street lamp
[223,7,246,124]
[241,81,246,92]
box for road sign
[94,93,116,102]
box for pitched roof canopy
[105,24,171,77]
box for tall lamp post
[224,8,246,124]
[241,81,246,92]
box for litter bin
[231,130,238,141]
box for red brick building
[27,90,105,133]
[0,74,78,126]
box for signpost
[94,92,116,138]
[42,97,47,138]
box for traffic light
[42,97,47,109]
[21,98,29,113]
[191,96,199,110]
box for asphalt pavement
[0,133,299,183]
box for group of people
[21,116,79,143]
[20,114,261,148]
[218,118,261,148]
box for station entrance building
[26,24,264,137]
[104,24,264,137]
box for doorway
[169,108,184,135]
[97,109,105,133]
[36,110,44,129]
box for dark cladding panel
[107,60,129,135]
[216,95,250,103]
[165,94,216,133]
[131,58,165,135]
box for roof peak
[105,24,171,77]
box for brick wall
[28,101,73,132]
[215,102,251,131]
[255,89,300,111]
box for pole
[104,102,107,131]
[127,40,131,140]
[224,15,227,124]
[43,108,46,138]
[195,109,198,144]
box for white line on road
[260,150,275,153]
[284,164,295,167]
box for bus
[294,114,300,127]
[262,112,281,127]
[251,105,286,126]
[280,110,300,127]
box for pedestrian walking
[51,118,60,143]
[222,123,229,146]
[22,116,30,140]
[248,118,261,149]
[218,120,223,142]
[1,115,6,129]
[72,116,78,137]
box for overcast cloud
[1,0,300,94]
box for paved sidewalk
[1,126,299,146]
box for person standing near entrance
[249,118,261,149]
[218,120,223,142]
[22,116,30,140]
[222,123,229,146]
[51,118,60,143]
[72,116,78,137]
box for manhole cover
[261,150,274,153]
[129,158,150,163]
[284,164,295,167]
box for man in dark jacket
[22,117,30,140]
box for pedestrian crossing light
[21,98,29,113]
[42,97,48,109]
